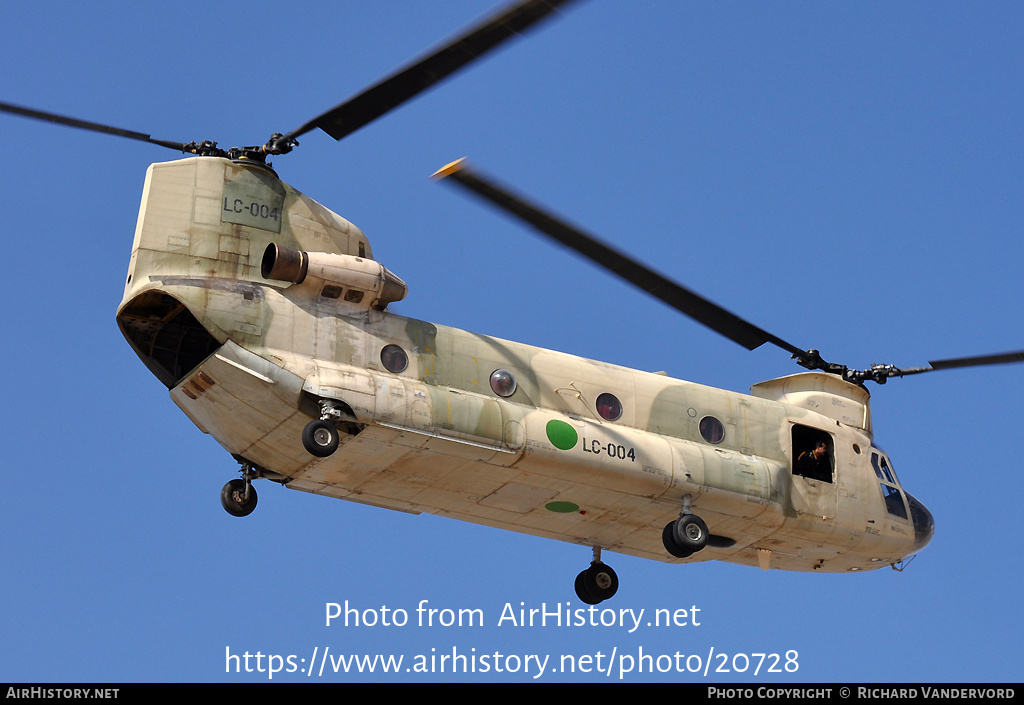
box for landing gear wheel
[674,514,709,553]
[574,562,618,604]
[303,419,340,457]
[221,478,258,517]
[662,521,693,558]
[574,571,602,605]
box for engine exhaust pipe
[262,243,308,284]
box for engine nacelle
[261,243,407,310]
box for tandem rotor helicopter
[5,0,1023,605]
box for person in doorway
[797,441,831,481]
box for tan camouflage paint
[117,158,923,574]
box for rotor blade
[897,350,1024,377]
[287,0,580,142]
[0,100,189,152]
[432,158,807,356]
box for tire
[582,562,618,602]
[221,478,258,517]
[574,570,602,605]
[662,521,693,558]
[303,419,340,457]
[674,514,709,553]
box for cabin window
[872,451,908,519]
[344,289,364,304]
[699,416,725,444]
[380,344,408,373]
[489,369,517,397]
[596,393,622,421]
[320,284,343,299]
[792,424,833,483]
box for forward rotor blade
[287,0,580,142]
[433,158,807,356]
[897,350,1024,377]
[0,101,189,152]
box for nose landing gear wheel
[303,419,340,457]
[221,478,258,517]
[574,562,618,604]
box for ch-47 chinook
[5,0,1023,606]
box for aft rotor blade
[287,0,580,142]
[432,158,807,356]
[897,350,1024,377]
[0,100,189,152]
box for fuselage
[116,157,933,575]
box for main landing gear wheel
[302,419,340,457]
[221,478,258,517]
[662,521,693,558]
[674,514,709,552]
[574,562,618,605]
[662,514,709,557]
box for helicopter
[3,0,1022,608]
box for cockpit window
[880,484,909,520]
[871,453,897,484]
[873,451,908,520]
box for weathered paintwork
[117,157,932,577]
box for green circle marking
[545,501,580,514]
[545,419,578,450]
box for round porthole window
[596,393,622,421]
[380,344,408,373]
[699,416,725,444]
[489,369,517,397]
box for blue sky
[1,0,1022,683]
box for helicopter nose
[905,492,935,551]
